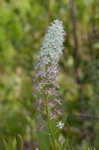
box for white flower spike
[33,20,65,128]
[34,19,65,88]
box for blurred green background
[0,0,99,149]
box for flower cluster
[34,20,64,90]
[33,19,65,129]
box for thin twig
[69,0,84,113]
[69,0,79,66]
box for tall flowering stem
[44,94,56,149]
[33,20,65,149]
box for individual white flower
[56,121,64,129]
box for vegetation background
[0,0,99,149]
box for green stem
[44,94,57,150]
[17,134,23,150]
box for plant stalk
[44,94,57,150]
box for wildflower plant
[33,20,65,149]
